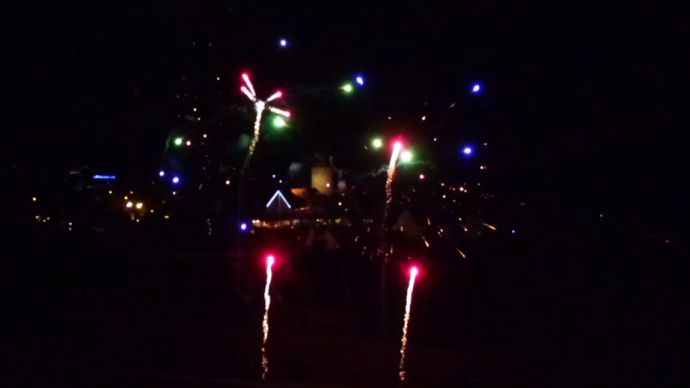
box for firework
[399,265,419,381]
[239,73,289,173]
[260,254,275,380]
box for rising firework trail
[398,265,419,382]
[378,140,404,259]
[260,254,276,380]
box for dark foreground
[6,220,686,387]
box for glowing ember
[399,265,419,381]
[261,254,275,380]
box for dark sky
[5,2,686,220]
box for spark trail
[260,254,275,380]
[398,265,419,382]
[378,141,403,259]
[242,101,265,173]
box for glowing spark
[399,266,419,381]
[371,137,383,149]
[279,38,287,47]
[272,116,287,128]
[268,106,290,117]
[242,101,266,172]
[261,254,275,380]
[241,86,256,101]
[421,236,430,248]
[379,141,403,258]
[455,247,467,259]
[481,222,497,231]
[242,73,256,97]
[266,90,282,102]
[400,150,413,163]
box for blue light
[171,176,181,185]
[158,170,165,177]
[239,222,248,232]
[355,75,365,86]
[462,146,473,155]
[471,83,481,94]
[92,174,117,180]
[279,38,287,47]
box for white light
[135,202,143,209]
[193,107,197,112]
[272,174,276,178]
[421,116,426,121]
[225,180,230,185]
[355,76,364,85]
[186,140,192,146]
[268,106,290,117]
[266,90,282,102]
[126,201,133,208]
[280,39,287,47]
[203,133,207,138]
[241,73,256,97]
[265,190,292,209]
[32,196,37,202]
[216,76,220,81]
[158,170,165,177]
[241,86,256,101]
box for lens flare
[399,265,419,381]
[261,254,276,380]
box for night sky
[5,2,686,226]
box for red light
[409,265,419,277]
[389,136,406,151]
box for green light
[371,138,383,149]
[400,150,413,163]
[272,116,287,128]
[341,83,354,94]
[174,137,183,146]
